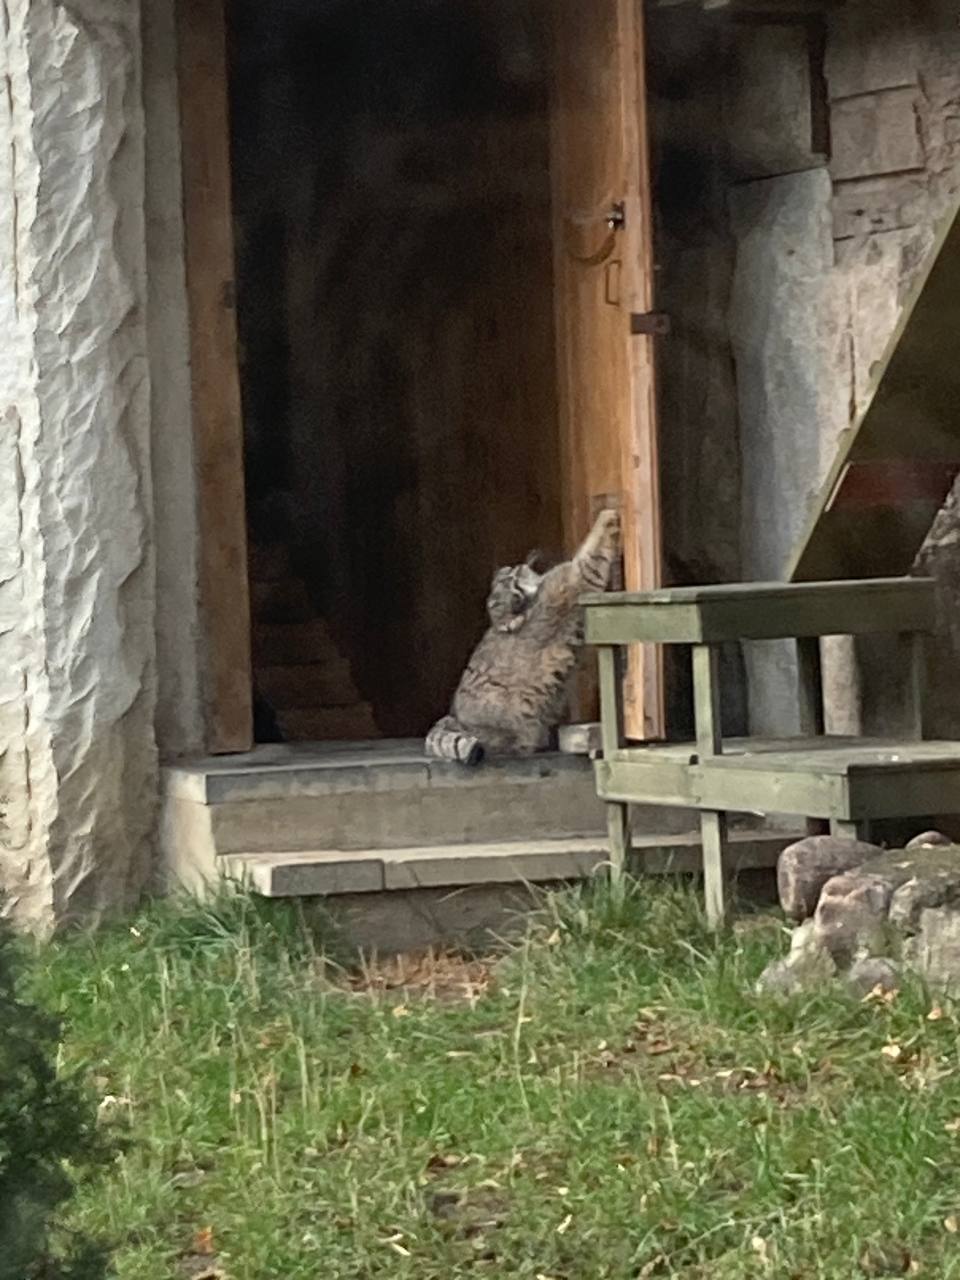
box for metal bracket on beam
[630,311,671,336]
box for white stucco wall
[0,0,157,931]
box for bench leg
[830,818,867,840]
[901,631,924,742]
[598,644,631,890]
[701,810,728,929]
[606,802,631,886]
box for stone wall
[0,0,157,932]
[724,0,960,736]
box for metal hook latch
[606,201,626,231]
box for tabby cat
[425,508,621,765]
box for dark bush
[0,923,113,1279]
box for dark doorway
[227,0,563,741]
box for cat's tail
[425,715,484,766]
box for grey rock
[762,847,960,998]
[889,861,960,931]
[777,835,884,922]
[906,830,954,849]
[813,871,895,962]
[757,919,837,995]
[845,956,900,997]
[903,908,960,993]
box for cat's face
[487,558,543,633]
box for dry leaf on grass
[192,1228,215,1257]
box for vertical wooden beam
[692,643,726,926]
[548,0,663,743]
[692,643,722,757]
[901,631,925,742]
[619,0,664,743]
[176,0,253,754]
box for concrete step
[222,830,794,898]
[278,705,378,741]
[257,659,359,710]
[160,742,697,862]
[253,620,340,666]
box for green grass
[24,881,960,1278]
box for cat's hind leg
[424,715,484,766]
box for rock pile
[759,831,960,995]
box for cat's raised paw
[596,508,621,539]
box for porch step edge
[221,830,795,898]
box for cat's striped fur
[425,509,620,765]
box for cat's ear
[525,549,545,572]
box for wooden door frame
[177,0,253,755]
[174,0,664,754]
[548,0,664,740]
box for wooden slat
[177,0,253,753]
[549,0,663,741]
[656,0,843,13]
[583,577,935,644]
[790,194,960,582]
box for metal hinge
[630,311,671,336]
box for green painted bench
[581,577,960,926]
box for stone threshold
[162,740,598,804]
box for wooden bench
[581,577,960,926]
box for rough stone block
[906,829,953,849]
[777,834,884,921]
[832,174,930,241]
[761,846,960,995]
[726,24,820,180]
[903,907,960,991]
[845,955,900,996]
[756,919,837,995]
[830,88,924,182]
[813,871,895,961]
[825,6,922,102]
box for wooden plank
[549,0,663,741]
[656,0,843,13]
[598,755,848,816]
[583,577,933,606]
[846,766,960,820]
[790,195,960,582]
[583,578,936,645]
[177,0,253,753]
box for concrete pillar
[0,0,157,932]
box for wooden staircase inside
[248,540,378,741]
